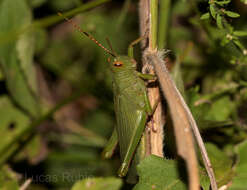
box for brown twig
[139,0,203,189]
[139,0,164,158]
[145,51,200,190]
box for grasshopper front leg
[139,72,159,116]
[128,36,147,58]
[137,72,156,81]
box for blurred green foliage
[134,155,187,190]
[0,0,246,189]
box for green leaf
[233,39,245,50]
[16,28,38,96]
[71,177,122,190]
[204,143,233,186]
[134,155,187,190]
[199,168,211,190]
[44,145,116,187]
[240,0,247,4]
[0,68,4,80]
[171,60,185,97]
[0,166,19,190]
[186,88,235,130]
[215,0,231,6]
[210,4,217,19]
[0,96,30,164]
[200,12,210,20]
[221,36,230,46]
[206,96,233,121]
[216,14,224,29]
[26,0,47,8]
[0,0,40,117]
[1,182,19,190]
[224,11,240,18]
[33,28,48,55]
[0,165,19,188]
[14,134,44,164]
[229,140,247,190]
[48,0,82,11]
[233,31,247,37]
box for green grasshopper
[58,13,157,177]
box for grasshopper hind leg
[118,90,159,177]
[118,111,148,177]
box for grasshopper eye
[113,61,123,67]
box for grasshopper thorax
[108,56,137,72]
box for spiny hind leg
[118,111,147,177]
[144,90,160,132]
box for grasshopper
[58,13,157,177]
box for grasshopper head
[108,56,137,72]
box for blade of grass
[158,0,171,49]
[0,0,111,46]
[149,0,158,51]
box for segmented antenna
[58,12,116,57]
[106,37,118,57]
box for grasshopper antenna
[58,12,116,57]
[106,37,118,57]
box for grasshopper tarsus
[118,163,128,177]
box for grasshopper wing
[114,91,148,176]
